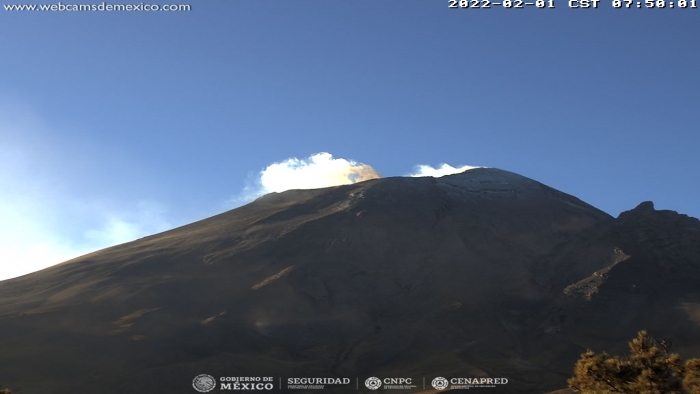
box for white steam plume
[408,163,481,178]
[238,152,381,201]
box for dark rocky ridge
[0,168,698,393]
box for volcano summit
[1,168,699,393]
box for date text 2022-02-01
[448,0,697,8]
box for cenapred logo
[192,374,216,393]
[432,376,509,390]
[365,377,382,390]
[431,377,449,390]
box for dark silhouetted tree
[685,358,700,393]
[568,330,700,394]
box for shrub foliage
[569,331,700,393]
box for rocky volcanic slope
[0,168,698,393]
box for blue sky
[1,1,698,279]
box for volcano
[1,168,699,393]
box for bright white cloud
[232,153,485,205]
[82,201,170,246]
[408,163,481,178]
[2,109,483,282]
[0,201,170,280]
[236,152,381,202]
[0,196,82,280]
[0,155,170,280]
[0,107,170,280]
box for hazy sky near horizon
[1,1,698,279]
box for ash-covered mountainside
[0,168,698,394]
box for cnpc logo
[365,377,382,390]
[365,377,414,390]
